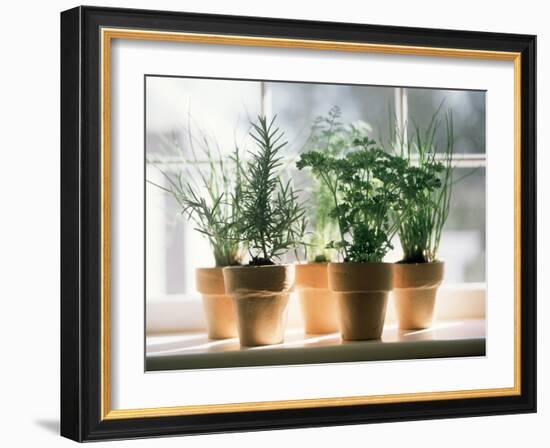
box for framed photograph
[60,5,536,441]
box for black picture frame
[61,5,536,442]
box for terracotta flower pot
[223,264,294,346]
[295,263,339,334]
[195,267,238,339]
[328,262,393,341]
[393,261,444,330]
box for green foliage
[238,116,307,265]
[298,130,444,262]
[394,110,455,263]
[299,140,393,262]
[147,130,245,267]
[301,106,371,262]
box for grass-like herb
[238,115,307,265]
[147,126,245,267]
[394,109,455,263]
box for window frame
[145,83,487,308]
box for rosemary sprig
[238,115,307,265]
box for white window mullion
[260,81,273,119]
[396,86,485,168]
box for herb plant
[238,116,307,266]
[394,110,455,263]
[147,130,245,267]
[298,135,441,263]
[301,106,371,262]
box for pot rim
[295,262,329,270]
[328,261,393,291]
[395,260,444,266]
[295,262,328,289]
[196,266,226,294]
[328,261,394,266]
[223,263,293,271]
[296,261,329,265]
[223,263,294,293]
[195,266,225,272]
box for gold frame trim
[100,28,522,421]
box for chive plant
[394,110,455,263]
[147,127,245,267]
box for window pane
[439,167,486,283]
[146,78,486,302]
[407,88,486,154]
[145,77,261,299]
[270,82,395,153]
[146,76,262,158]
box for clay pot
[393,261,444,330]
[328,262,393,341]
[195,267,238,339]
[223,265,294,346]
[295,263,339,334]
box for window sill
[146,319,485,371]
[146,283,486,334]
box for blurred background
[145,76,486,303]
